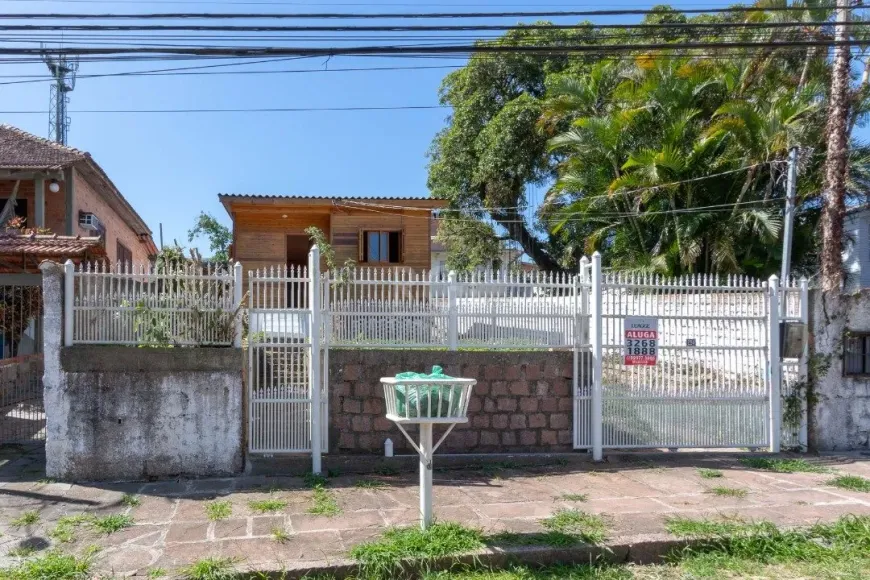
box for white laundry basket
[381,377,476,423]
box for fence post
[590,252,603,461]
[309,245,322,474]
[233,262,243,349]
[63,259,74,347]
[767,274,781,454]
[798,277,809,451]
[447,270,458,350]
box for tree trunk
[490,208,564,272]
[820,0,852,293]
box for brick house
[0,125,157,272]
[219,194,445,276]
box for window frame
[843,331,870,377]
[360,229,404,264]
[116,240,133,266]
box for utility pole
[41,48,78,145]
[780,146,798,316]
[819,0,852,292]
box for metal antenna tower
[41,46,78,145]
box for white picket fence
[65,260,243,347]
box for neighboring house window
[844,332,870,375]
[362,230,402,263]
[116,241,133,265]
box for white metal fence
[65,260,242,347]
[325,268,580,349]
[54,247,807,465]
[246,251,325,471]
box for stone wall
[810,289,870,450]
[328,349,581,454]
[41,263,244,481]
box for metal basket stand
[381,377,476,529]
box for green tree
[188,212,232,264]
[430,2,870,276]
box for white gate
[247,248,324,468]
[574,253,806,457]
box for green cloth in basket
[393,366,464,418]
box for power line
[0,105,448,113]
[2,20,868,32]
[0,38,866,57]
[4,5,866,20]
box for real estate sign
[624,317,658,366]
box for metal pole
[780,147,798,316]
[767,274,781,453]
[447,270,458,350]
[233,262,243,348]
[63,259,74,347]
[309,245,322,474]
[590,252,603,461]
[419,423,433,529]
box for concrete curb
[217,533,702,579]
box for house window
[844,333,870,375]
[362,231,402,263]
[116,241,133,265]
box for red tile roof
[0,233,105,257]
[0,125,87,170]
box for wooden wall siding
[330,210,431,269]
[230,206,435,280]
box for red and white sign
[624,317,658,366]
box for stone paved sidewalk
[2,445,870,577]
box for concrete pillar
[63,167,75,236]
[34,176,45,229]
[39,260,65,478]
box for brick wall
[328,349,583,454]
[73,169,151,265]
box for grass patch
[205,500,232,521]
[351,521,484,579]
[249,498,288,514]
[0,551,92,579]
[354,479,387,490]
[147,569,167,578]
[271,527,290,543]
[10,511,40,528]
[707,486,748,498]
[180,557,237,580]
[48,514,93,543]
[540,509,606,544]
[36,477,57,485]
[421,563,631,579]
[738,457,828,473]
[6,545,37,558]
[90,514,133,534]
[666,514,870,578]
[121,493,141,508]
[308,486,341,516]
[376,465,399,477]
[559,493,588,502]
[303,472,329,488]
[827,474,870,492]
[665,516,759,537]
[697,468,723,479]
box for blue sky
[0,0,862,255]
